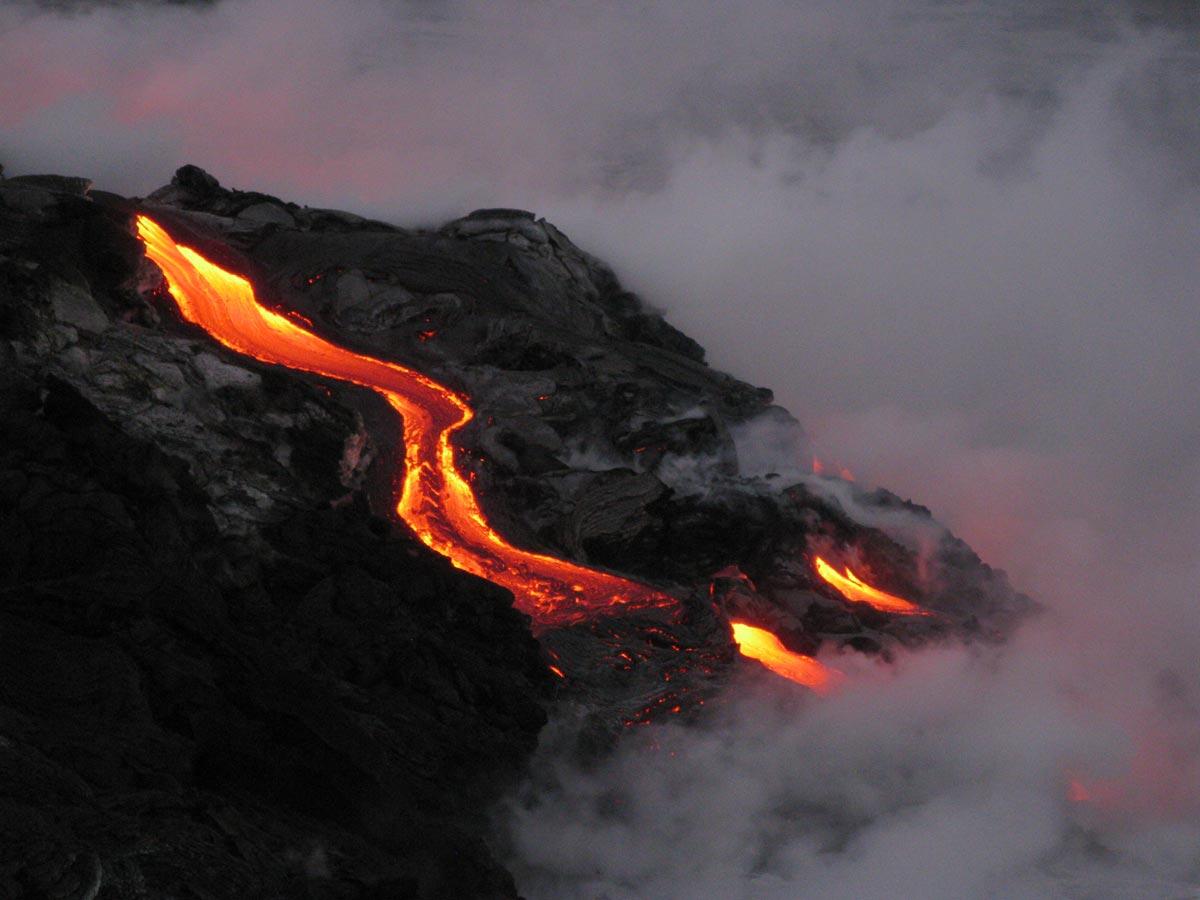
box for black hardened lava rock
[0,165,1033,897]
[0,174,548,899]
[0,371,547,899]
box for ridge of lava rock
[0,164,1036,899]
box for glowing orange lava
[137,215,673,629]
[730,622,839,692]
[814,556,929,616]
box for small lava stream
[814,556,929,616]
[137,215,837,687]
[730,623,841,693]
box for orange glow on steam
[730,622,839,692]
[1066,775,1122,807]
[136,215,673,630]
[814,556,928,616]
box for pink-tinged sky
[4,2,1199,896]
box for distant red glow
[811,456,854,481]
[1066,725,1200,819]
[1067,774,1121,807]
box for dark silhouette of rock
[0,174,548,898]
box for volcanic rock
[0,164,1035,898]
[0,174,548,899]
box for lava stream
[136,215,673,629]
[814,556,928,616]
[730,622,840,692]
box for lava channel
[814,556,929,616]
[137,215,674,629]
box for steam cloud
[4,1,1198,896]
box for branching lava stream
[137,215,835,688]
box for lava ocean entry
[0,167,1052,897]
[6,0,1192,885]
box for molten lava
[138,215,851,694]
[730,622,839,692]
[814,556,929,616]
[136,215,673,629]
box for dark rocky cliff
[0,167,1033,899]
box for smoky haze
[4,1,1198,896]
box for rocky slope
[0,167,1032,898]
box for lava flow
[136,215,673,629]
[138,215,845,691]
[730,622,840,693]
[814,556,929,615]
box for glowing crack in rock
[730,622,840,692]
[137,215,673,630]
[814,555,929,616]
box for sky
[3,1,1198,896]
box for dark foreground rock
[0,175,547,898]
[0,166,1034,897]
